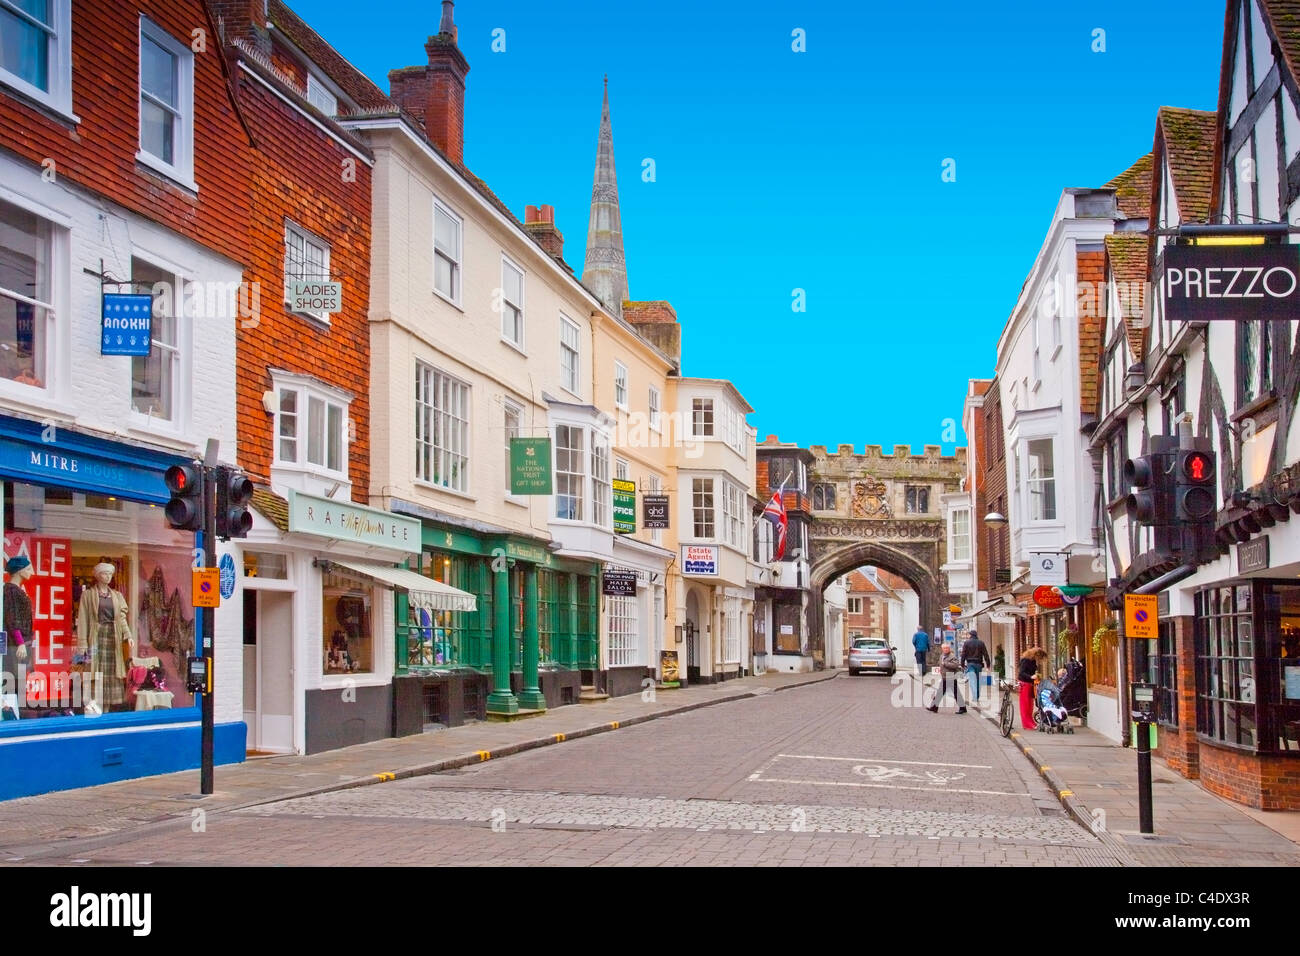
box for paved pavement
[936,671,1300,867]
[5,667,1297,866]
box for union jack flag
[763,488,787,560]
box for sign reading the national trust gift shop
[287,489,420,554]
[1162,243,1300,323]
[612,479,636,534]
[510,437,553,495]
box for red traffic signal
[1175,449,1217,522]
[1180,451,1215,484]
[163,463,203,531]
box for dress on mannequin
[2,556,34,705]
[76,563,134,709]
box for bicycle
[998,679,1017,737]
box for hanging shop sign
[1237,537,1269,574]
[509,437,553,495]
[643,494,670,529]
[1162,242,1300,323]
[602,570,637,596]
[682,545,718,576]
[1032,585,1064,610]
[612,479,636,534]
[1029,552,1069,586]
[101,293,153,356]
[290,280,343,314]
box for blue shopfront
[0,414,244,800]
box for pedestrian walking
[926,642,966,714]
[1016,647,1048,730]
[961,629,991,705]
[911,626,931,677]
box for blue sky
[292,0,1226,453]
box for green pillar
[519,564,546,710]
[486,559,518,714]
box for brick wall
[1077,250,1106,418]
[982,377,1009,599]
[231,63,371,498]
[0,0,250,267]
[1198,746,1300,811]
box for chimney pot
[540,204,555,223]
[525,205,539,223]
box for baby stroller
[1035,676,1075,734]
[1058,658,1087,722]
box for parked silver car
[848,637,896,676]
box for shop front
[245,488,474,755]
[0,414,245,799]
[391,516,599,728]
[601,534,672,698]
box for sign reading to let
[291,280,343,314]
[193,569,221,608]
[612,479,636,534]
[509,437,553,495]
[1125,594,1158,640]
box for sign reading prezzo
[1162,243,1300,322]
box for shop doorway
[244,590,294,754]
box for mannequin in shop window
[327,629,357,672]
[3,556,35,710]
[75,563,135,710]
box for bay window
[1027,438,1056,521]
[276,378,348,477]
[555,424,585,520]
[592,432,610,528]
[692,478,714,538]
[724,480,743,549]
[692,398,714,437]
[950,509,970,562]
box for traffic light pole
[200,442,218,795]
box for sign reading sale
[3,533,73,704]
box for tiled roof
[251,487,289,533]
[1104,233,1150,362]
[1157,107,1217,224]
[268,0,391,112]
[1261,1,1300,95]
[1103,153,1154,219]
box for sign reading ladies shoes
[1162,242,1300,322]
[287,489,419,553]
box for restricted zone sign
[1125,594,1157,640]
[193,569,221,608]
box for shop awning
[328,559,477,613]
[954,598,1002,622]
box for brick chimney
[388,1,470,164]
[524,204,565,262]
[208,0,268,43]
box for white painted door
[257,592,294,753]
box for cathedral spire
[582,77,628,318]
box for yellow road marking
[373,772,395,782]
[609,721,619,729]
[553,732,566,742]
[476,750,491,761]
[1060,790,1074,797]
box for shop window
[775,603,800,654]
[575,575,597,668]
[1157,620,1178,728]
[608,593,639,666]
[0,196,53,388]
[1196,584,1256,749]
[405,552,461,667]
[322,569,373,675]
[538,569,556,663]
[1,480,196,719]
[242,551,287,579]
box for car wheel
[886,669,895,677]
[849,668,859,676]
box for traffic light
[215,466,254,540]
[163,463,204,531]
[1124,436,1178,561]
[1175,445,1217,562]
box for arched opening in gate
[808,540,954,667]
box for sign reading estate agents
[683,545,718,576]
[1162,243,1300,323]
[509,437,553,495]
[291,280,343,314]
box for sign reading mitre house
[683,545,718,576]
[1162,242,1300,323]
[287,488,420,553]
[291,280,343,314]
[510,437,553,495]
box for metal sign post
[200,439,219,795]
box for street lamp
[983,512,1008,529]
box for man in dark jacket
[961,629,991,705]
[911,627,930,677]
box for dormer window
[306,73,337,115]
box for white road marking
[775,754,993,770]
[749,776,1030,797]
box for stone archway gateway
[804,443,966,647]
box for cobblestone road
[26,674,1123,865]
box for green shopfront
[393,522,598,730]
